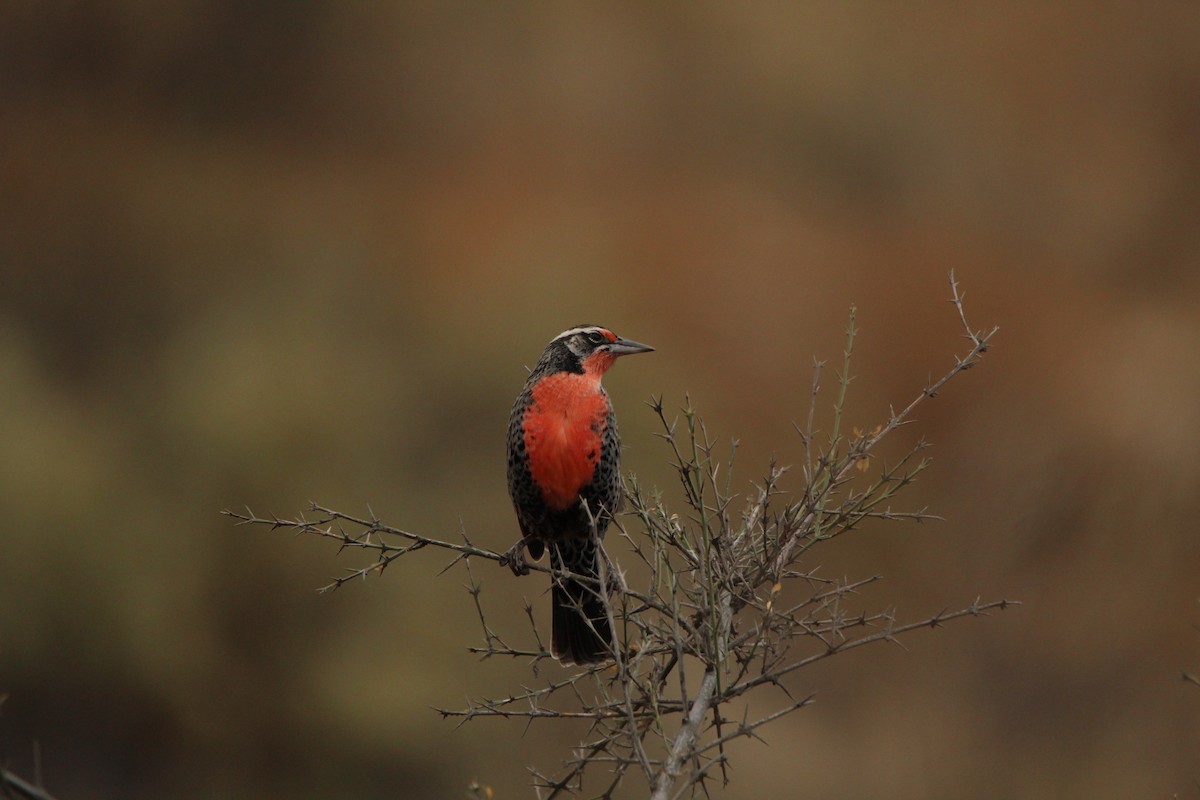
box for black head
[533,325,654,377]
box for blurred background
[2,3,1198,798]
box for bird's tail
[549,538,613,666]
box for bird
[504,325,654,665]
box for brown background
[2,4,1198,798]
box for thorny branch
[228,272,1013,799]
[1,768,59,800]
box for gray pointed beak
[607,337,654,356]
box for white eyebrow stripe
[551,326,605,342]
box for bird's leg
[500,539,531,576]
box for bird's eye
[586,331,606,345]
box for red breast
[522,371,610,510]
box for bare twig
[228,272,1010,798]
[650,669,719,800]
[1,768,60,800]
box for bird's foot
[500,539,531,576]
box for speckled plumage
[505,325,652,665]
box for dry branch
[228,272,1013,798]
